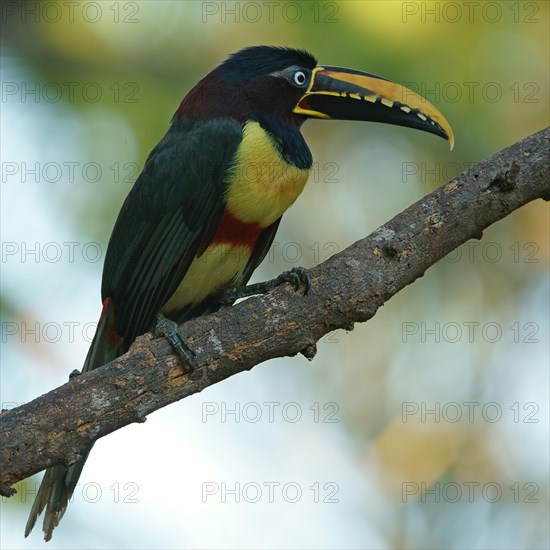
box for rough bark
[1,127,548,497]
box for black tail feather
[25,302,125,541]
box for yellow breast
[163,121,311,314]
[162,243,252,311]
[225,121,310,227]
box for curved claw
[275,267,311,295]
[155,313,197,372]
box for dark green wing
[101,117,242,344]
[241,217,282,283]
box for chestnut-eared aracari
[25,46,453,540]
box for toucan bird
[25,46,453,540]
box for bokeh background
[1,1,548,549]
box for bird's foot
[273,267,311,295]
[154,313,197,372]
[216,267,311,305]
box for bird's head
[177,46,454,149]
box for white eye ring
[293,70,307,87]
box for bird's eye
[292,70,308,87]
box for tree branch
[1,127,548,497]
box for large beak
[294,66,454,150]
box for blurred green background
[1,1,548,549]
